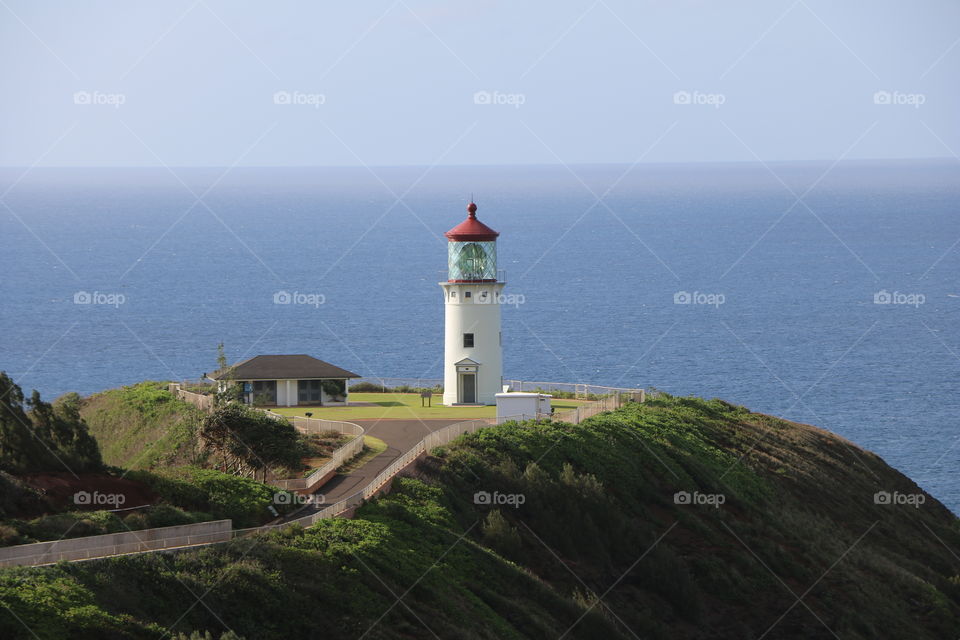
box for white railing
[278,416,503,528]
[170,385,215,411]
[269,433,366,492]
[0,520,232,568]
[250,410,366,492]
[278,414,552,528]
[503,380,646,398]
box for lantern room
[445,202,500,282]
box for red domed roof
[444,202,499,242]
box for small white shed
[495,392,552,422]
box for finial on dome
[467,201,477,218]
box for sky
[1,0,958,167]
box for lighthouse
[440,202,504,405]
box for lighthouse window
[479,291,489,301]
[451,291,457,298]
[465,291,471,299]
[463,333,474,348]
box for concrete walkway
[282,418,464,522]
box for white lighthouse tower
[440,202,504,405]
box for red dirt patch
[20,472,160,511]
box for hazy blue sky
[2,0,958,166]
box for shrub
[482,509,521,558]
[0,525,23,546]
[144,503,197,528]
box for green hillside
[3,395,959,639]
[80,382,204,470]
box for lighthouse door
[460,374,476,404]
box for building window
[298,380,322,404]
[252,380,277,405]
[465,291,472,298]
[463,333,474,348]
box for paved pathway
[281,418,463,522]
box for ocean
[1,161,958,509]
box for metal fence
[503,380,646,397]
[0,520,233,568]
[260,410,366,492]
[278,416,506,528]
[169,384,215,411]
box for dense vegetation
[0,378,299,544]
[0,373,102,474]
[0,466,298,547]
[198,403,305,481]
[2,395,958,639]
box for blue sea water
[1,161,958,509]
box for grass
[338,436,390,474]
[271,392,590,420]
[80,381,203,469]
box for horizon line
[0,156,954,171]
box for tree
[0,373,103,474]
[321,379,346,402]
[213,342,241,406]
[198,403,304,481]
[216,342,228,372]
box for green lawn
[269,392,589,420]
